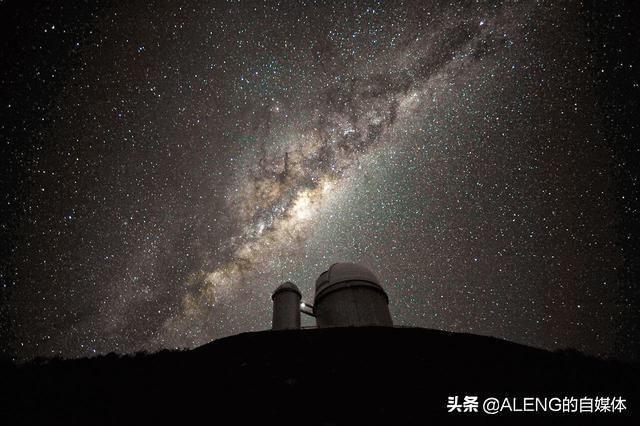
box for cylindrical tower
[271,281,302,330]
[314,263,393,328]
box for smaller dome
[272,281,301,299]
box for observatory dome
[271,281,302,330]
[315,263,387,302]
[272,281,301,300]
[313,262,393,327]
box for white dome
[326,262,380,286]
[314,262,386,302]
[271,281,301,299]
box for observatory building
[271,281,302,330]
[271,262,393,330]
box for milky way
[1,1,638,361]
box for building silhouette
[271,262,393,329]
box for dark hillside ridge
[1,327,638,425]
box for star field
[1,0,638,361]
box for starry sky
[1,0,638,362]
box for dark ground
[1,326,638,425]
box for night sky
[1,0,638,362]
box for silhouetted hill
[1,327,637,425]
